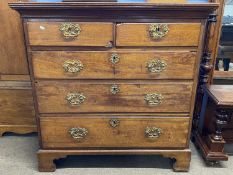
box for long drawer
[116,23,201,46]
[40,116,190,148]
[27,22,113,46]
[35,81,193,113]
[32,51,197,80]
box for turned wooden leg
[172,151,191,172]
[211,109,229,141]
[37,152,57,172]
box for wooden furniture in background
[192,0,226,149]
[0,0,36,136]
[10,1,218,172]
[214,25,233,84]
[194,85,233,162]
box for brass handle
[66,92,86,106]
[149,24,169,40]
[60,23,81,39]
[110,53,120,64]
[109,119,120,128]
[145,127,162,139]
[147,59,167,73]
[110,84,120,94]
[69,127,88,141]
[63,60,84,73]
[144,93,163,106]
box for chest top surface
[207,85,233,107]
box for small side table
[193,85,233,162]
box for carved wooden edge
[37,149,191,172]
[193,132,228,162]
[9,2,219,10]
[0,125,37,137]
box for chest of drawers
[10,1,218,172]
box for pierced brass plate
[144,93,163,106]
[149,24,169,40]
[69,127,88,141]
[60,23,81,39]
[66,92,86,106]
[147,59,167,73]
[63,60,84,73]
[145,127,162,139]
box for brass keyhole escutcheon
[110,84,120,94]
[149,24,169,40]
[109,119,120,128]
[110,53,120,64]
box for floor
[0,134,233,175]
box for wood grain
[32,51,197,80]
[207,85,233,106]
[0,89,35,126]
[27,22,113,46]
[0,0,29,75]
[9,1,218,172]
[40,116,189,148]
[35,81,193,113]
[116,23,201,46]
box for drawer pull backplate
[69,127,88,141]
[147,59,167,73]
[66,92,86,106]
[60,23,81,39]
[63,60,84,73]
[145,127,162,139]
[144,93,163,106]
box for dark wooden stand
[193,85,233,162]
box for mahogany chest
[10,1,218,172]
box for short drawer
[32,51,197,80]
[40,116,190,148]
[27,22,113,46]
[116,23,201,46]
[36,81,193,113]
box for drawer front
[36,81,193,113]
[27,22,113,46]
[40,116,189,148]
[116,23,201,46]
[32,51,197,80]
